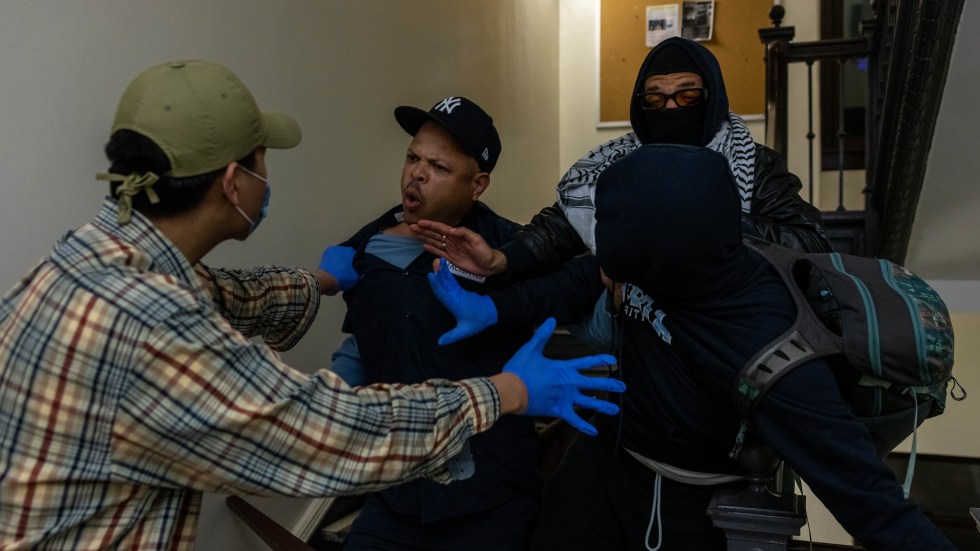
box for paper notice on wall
[682,0,715,41]
[645,5,680,48]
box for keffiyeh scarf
[557,112,755,253]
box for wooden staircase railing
[759,0,965,262]
[759,4,874,257]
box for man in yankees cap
[317,97,565,550]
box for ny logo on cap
[435,97,463,114]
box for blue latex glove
[427,259,498,345]
[319,245,359,291]
[504,317,626,436]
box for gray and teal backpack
[733,238,964,490]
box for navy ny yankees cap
[395,96,501,173]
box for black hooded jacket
[490,145,800,471]
[593,145,798,471]
[496,37,830,280]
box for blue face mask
[235,165,269,233]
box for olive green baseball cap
[111,60,301,177]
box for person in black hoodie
[425,145,954,550]
[406,37,830,282]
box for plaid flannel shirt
[0,199,498,550]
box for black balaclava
[630,38,730,147]
[595,144,747,301]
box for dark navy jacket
[340,202,540,521]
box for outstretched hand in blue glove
[427,258,498,345]
[318,245,359,293]
[505,317,626,436]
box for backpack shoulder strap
[734,240,842,420]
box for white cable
[644,472,664,551]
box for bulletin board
[599,0,773,123]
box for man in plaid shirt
[0,60,625,550]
